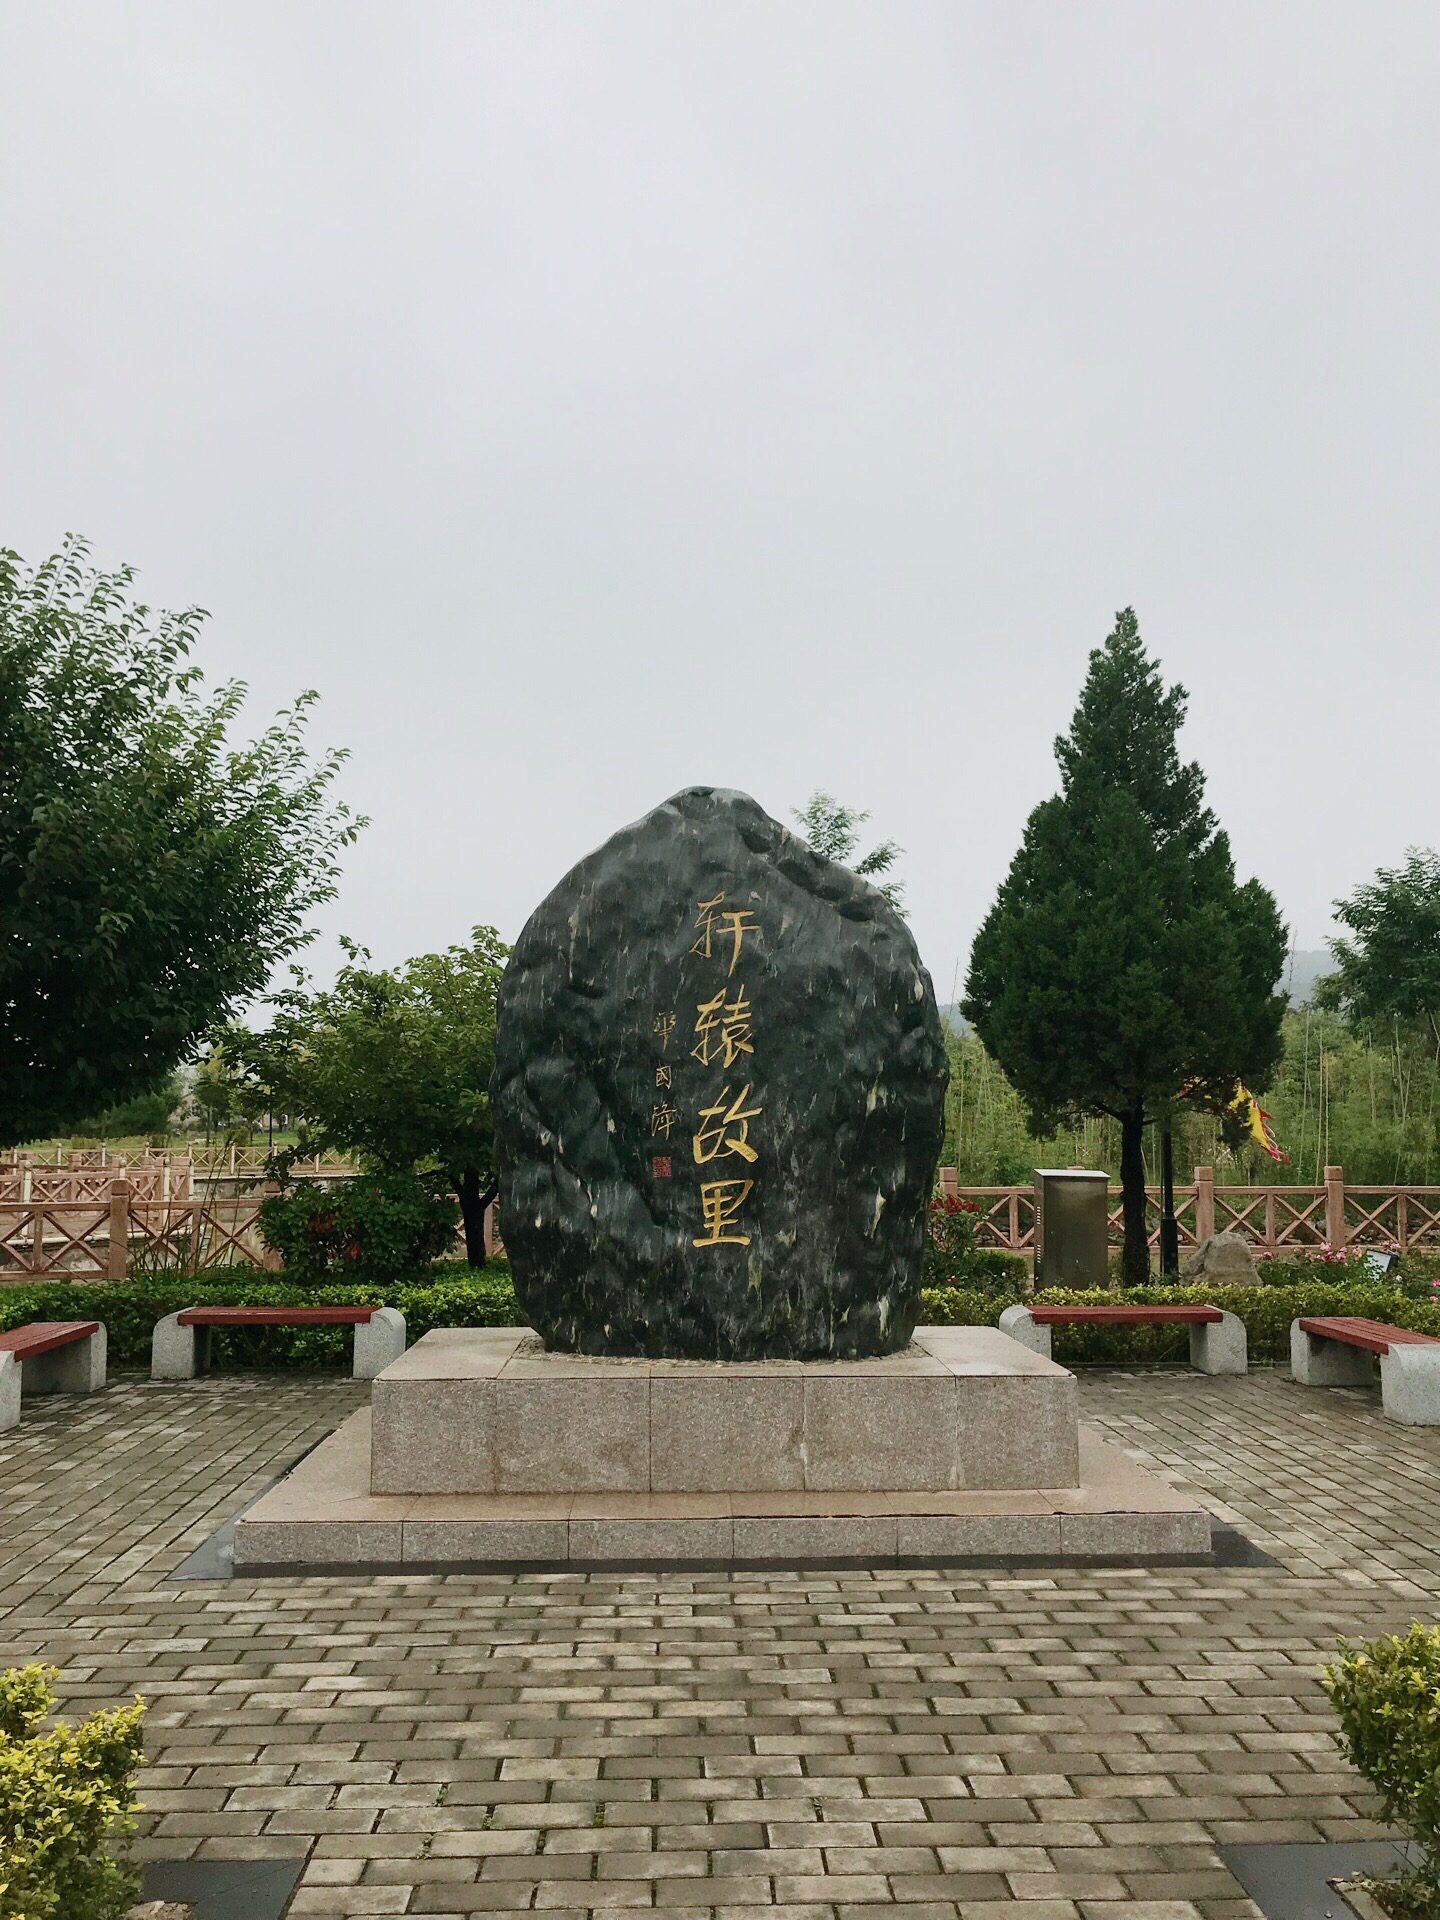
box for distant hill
[939,951,1332,1033]
[1283,950,1332,1005]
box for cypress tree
[962,609,1288,1285]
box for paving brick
[1,1367,1433,1920]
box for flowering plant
[925,1193,981,1264]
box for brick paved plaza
[0,1367,1432,1918]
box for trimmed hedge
[0,1260,516,1370]
[1,1264,1433,1368]
[922,1248,1028,1295]
[926,1279,1440,1366]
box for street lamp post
[1159,1125,1180,1275]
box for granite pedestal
[234,1326,1213,1570]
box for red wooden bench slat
[1028,1305,1223,1325]
[176,1306,380,1327]
[1297,1315,1440,1356]
[0,1321,100,1359]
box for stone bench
[999,1302,1247,1374]
[0,1321,107,1429]
[1291,1314,1440,1424]
[151,1305,405,1381]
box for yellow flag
[1225,1083,1286,1162]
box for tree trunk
[456,1169,500,1269]
[1119,1108,1150,1288]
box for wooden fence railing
[939,1164,1440,1255]
[0,1177,491,1280]
[0,1148,357,1200]
[0,1181,274,1279]
[0,1163,177,1204]
[7,1161,1438,1280]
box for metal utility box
[1034,1169,1110,1290]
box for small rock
[1182,1231,1260,1286]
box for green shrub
[919,1285,1022,1326]
[923,1194,978,1272]
[2,1264,1433,1370]
[1324,1625,1440,1901]
[920,1278,1440,1366]
[1033,1281,1440,1366]
[0,1261,516,1371]
[0,1664,146,1920]
[921,1194,1027,1297]
[259,1171,459,1284]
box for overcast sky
[3,3,1437,1001]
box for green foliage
[943,1028,1035,1183]
[0,1664,146,1920]
[190,1040,270,1139]
[920,1286,1024,1325]
[228,928,507,1263]
[0,1263,516,1369]
[74,1075,181,1141]
[1325,1624,1440,1891]
[963,610,1288,1283]
[945,1009,1440,1190]
[17,1265,1425,1368]
[791,790,904,908]
[912,1277,1440,1365]
[921,1195,1028,1296]
[925,1193,977,1262]
[1322,850,1440,1055]
[1265,1008,1440,1185]
[258,1173,459,1285]
[0,539,360,1147]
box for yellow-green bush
[1325,1625,1440,1892]
[0,1665,146,1920]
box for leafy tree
[78,1075,181,1141]
[791,791,904,907]
[962,609,1288,1284]
[229,929,508,1265]
[1320,850,1440,1057]
[0,538,360,1147]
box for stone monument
[490,785,949,1359]
[233,789,1213,1572]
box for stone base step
[234,1411,1212,1571]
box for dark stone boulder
[491,786,949,1359]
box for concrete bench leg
[1190,1312,1247,1376]
[1289,1322,1374,1386]
[998,1304,1052,1360]
[0,1353,18,1432]
[152,1315,211,1380]
[24,1326,107,1395]
[1380,1345,1440,1424]
[353,1308,406,1380]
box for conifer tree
[962,610,1287,1284]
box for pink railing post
[1194,1166,1215,1243]
[107,1179,131,1279]
[1325,1165,1347,1249]
[939,1167,958,1198]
